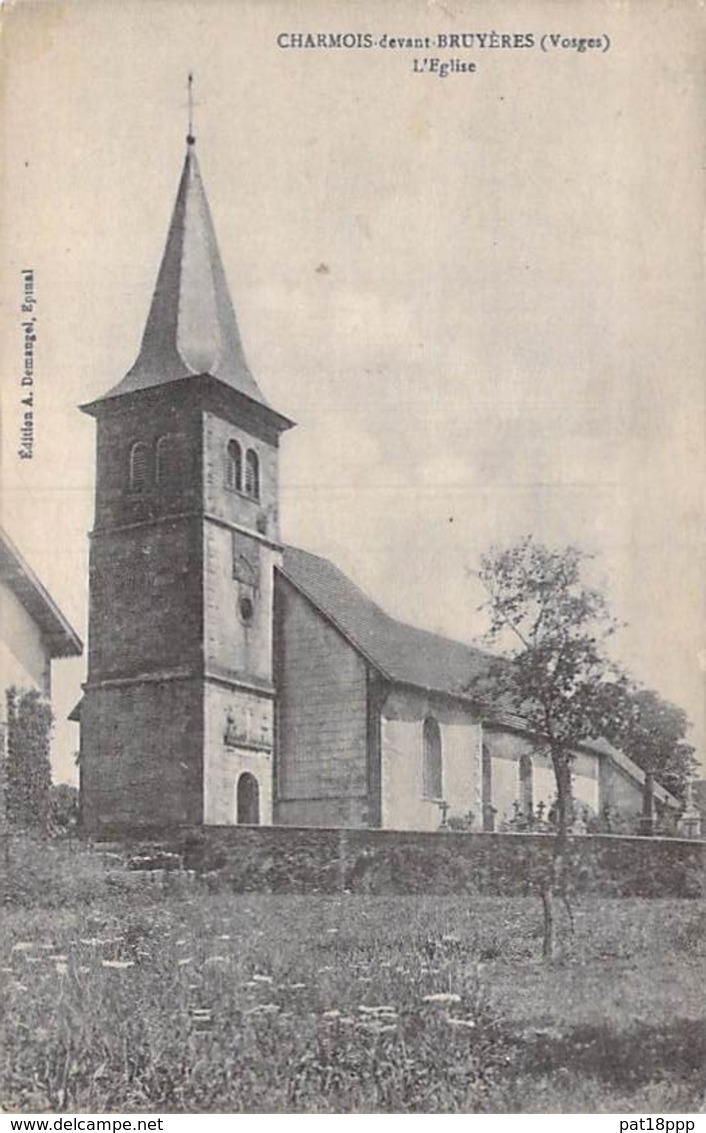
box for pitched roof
[84,138,269,411]
[279,543,679,806]
[587,735,675,803]
[280,544,491,697]
[0,527,82,658]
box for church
[77,129,674,834]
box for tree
[5,686,53,830]
[600,684,696,830]
[471,538,625,958]
[49,783,80,831]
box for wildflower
[101,959,134,969]
[190,1008,213,1032]
[357,1020,396,1033]
[244,1003,280,1015]
[422,992,461,1004]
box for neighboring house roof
[0,527,83,658]
[280,543,679,808]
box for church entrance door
[236,772,260,825]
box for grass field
[1,836,704,1113]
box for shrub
[1,832,112,908]
[5,687,53,829]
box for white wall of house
[0,581,50,703]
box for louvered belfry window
[226,439,243,492]
[129,441,148,492]
[244,449,260,500]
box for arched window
[236,772,260,825]
[129,441,148,493]
[519,752,533,816]
[226,439,242,492]
[156,434,182,486]
[482,743,494,831]
[244,449,260,499]
[422,716,443,800]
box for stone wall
[203,518,279,689]
[92,392,202,532]
[202,410,279,542]
[93,823,705,899]
[203,680,274,825]
[88,516,203,679]
[80,678,203,832]
[273,577,370,826]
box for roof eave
[0,529,83,658]
[80,372,296,432]
[276,566,392,681]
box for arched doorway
[236,772,260,825]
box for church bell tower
[79,121,294,831]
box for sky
[1,0,704,783]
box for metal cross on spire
[187,72,196,145]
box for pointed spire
[88,123,270,411]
